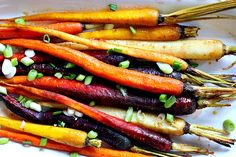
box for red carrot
[0,129,150,157]
[0,39,184,95]
[0,22,83,39]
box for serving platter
[0,0,235,156]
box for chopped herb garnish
[87,130,98,139]
[166,113,174,123]
[50,63,56,68]
[164,96,176,109]
[0,86,7,95]
[54,72,63,79]
[43,34,50,43]
[223,119,235,132]
[17,95,24,102]
[156,62,173,74]
[27,69,38,81]
[108,4,118,11]
[20,57,34,66]
[70,152,79,157]
[52,111,63,116]
[3,45,13,58]
[19,97,27,104]
[63,73,77,80]
[89,101,96,106]
[124,107,133,122]
[107,48,122,54]
[39,138,47,147]
[65,63,75,68]
[58,121,66,127]
[173,61,182,71]
[0,43,6,52]
[119,60,130,69]
[76,74,86,81]
[0,138,9,145]
[189,62,199,68]
[116,85,127,96]
[84,76,93,85]
[159,94,167,103]
[24,99,33,108]
[11,58,18,67]
[129,26,136,34]
[37,73,44,78]
[15,18,26,25]
[22,141,32,146]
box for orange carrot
[0,39,184,95]
[0,129,150,157]
[0,24,189,70]
[0,22,83,39]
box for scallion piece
[65,62,75,68]
[52,111,63,116]
[164,96,176,109]
[116,85,128,96]
[129,26,136,34]
[173,61,182,71]
[58,121,66,127]
[0,86,7,95]
[156,62,173,74]
[25,49,35,58]
[0,138,9,145]
[84,76,93,85]
[20,57,34,66]
[119,60,130,69]
[63,73,77,80]
[89,101,96,106]
[0,43,6,52]
[189,62,199,68]
[108,4,118,11]
[24,99,33,108]
[11,58,18,67]
[43,34,50,43]
[15,18,26,25]
[166,113,174,123]
[27,69,38,81]
[3,45,13,58]
[22,141,32,146]
[50,63,56,68]
[87,130,98,139]
[76,74,86,81]
[107,48,122,54]
[19,97,27,104]
[124,107,133,122]
[54,72,63,79]
[159,94,167,103]
[39,138,47,147]
[17,95,24,102]
[70,152,79,157]
[104,24,115,30]
[223,119,235,132]
[37,73,44,78]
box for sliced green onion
[107,48,122,54]
[108,4,118,11]
[159,94,167,103]
[17,95,24,102]
[137,110,145,123]
[0,138,9,145]
[24,99,33,108]
[65,62,75,68]
[76,74,86,81]
[84,76,93,85]
[129,26,136,34]
[27,69,38,81]
[70,152,79,157]
[54,72,63,79]
[2,59,13,75]
[19,97,27,104]
[58,121,66,127]
[164,96,176,109]
[87,130,98,139]
[173,61,182,71]
[0,86,7,95]
[52,111,63,116]
[39,138,47,147]
[104,24,115,30]
[11,58,18,67]
[22,141,32,146]
[89,101,96,106]
[20,57,34,66]
[15,18,26,25]
[3,45,13,58]
[0,43,6,52]
[119,60,130,69]
[29,102,42,112]
[189,62,199,68]
[156,62,173,74]
[124,107,133,122]
[50,63,56,68]
[116,85,127,96]
[25,49,35,58]
[63,73,77,80]
[223,119,235,132]
[43,34,50,43]
[37,73,44,78]
[166,113,174,123]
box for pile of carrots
[0,1,235,157]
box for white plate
[0,0,235,157]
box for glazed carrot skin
[12,9,159,26]
[1,83,173,152]
[78,25,199,41]
[0,22,83,39]
[0,130,150,157]
[1,39,184,95]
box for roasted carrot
[0,39,184,95]
[2,1,235,26]
[0,83,210,154]
[0,116,102,148]
[0,129,151,157]
[78,25,199,41]
[0,24,189,70]
[0,22,83,39]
